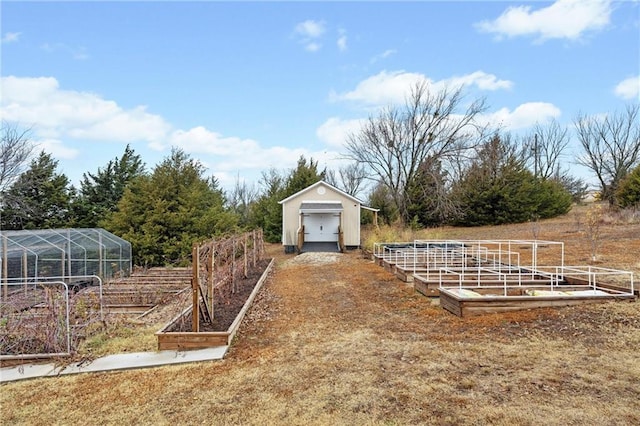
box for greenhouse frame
[1,228,132,282]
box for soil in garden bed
[175,258,272,332]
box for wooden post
[252,230,257,268]
[191,244,199,332]
[208,244,214,320]
[243,233,248,279]
[232,238,236,293]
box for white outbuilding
[278,180,378,253]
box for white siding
[281,182,361,247]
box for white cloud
[166,126,261,156]
[331,70,513,106]
[1,76,171,143]
[295,20,326,38]
[35,139,80,160]
[305,42,322,52]
[331,70,425,105]
[294,19,326,52]
[1,32,21,44]
[482,102,562,130]
[446,71,513,91]
[316,117,365,148]
[154,127,341,189]
[41,42,89,60]
[315,103,562,165]
[614,76,640,100]
[370,49,396,64]
[337,29,348,52]
[67,106,169,143]
[0,75,342,189]
[476,0,612,42]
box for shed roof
[278,180,362,205]
[300,202,344,213]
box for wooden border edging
[156,258,274,351]
[439,287,636,318]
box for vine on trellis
[190,229,264,331]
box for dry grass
[2,204,639,425]
[75,290,192,359]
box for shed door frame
[302,213,341,242]
[299,201,343,244]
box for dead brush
[361,224,417,254]
[0,284,107,357]
[609,207,640,225]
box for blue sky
[1,0,639,193]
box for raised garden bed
[440,285,636,317]
[156,258,274,350]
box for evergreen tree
[71,144,145,227]
[452,134,571,226]
[250,169,287,243]
[1,151,71,229]
[405,157,456,227]
[615,164,640,208]
[367,182,399,225]
[534,178,574,219]
[285,156,326,195]
[104,148,237,266]
[250,156,326,243]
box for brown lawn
[1,205,639,425]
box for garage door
[304,213,340,242]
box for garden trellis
[191,229,264,331]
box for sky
[1,0,639,194]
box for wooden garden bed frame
[439,284,636,317]
[156,258,274,351]
[438,265,636,317]
[375,239,637,315]
[98,268,191,315]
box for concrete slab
[301,242,340,253]
[0,363,61,382]
[0,346,228,383]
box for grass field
[2,204,639,425]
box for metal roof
[299,202,344,213]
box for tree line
[1,86,638,266]
[345,84,639,227]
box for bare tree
[574,104,640,207]
[525,118,569,180]
[1,122,35,228]
[339,162,367,197]
[344,82,488,224]
[325,162,368,198]
[523,119,588,202]
[1,121,34,194]
[227,173,259,225]
[585,203,604,262]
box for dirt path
[225,249,640,425]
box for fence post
[232,238,236,294]
[192,243,199,332]
[244,233,248,279]
[208,243,214,320]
